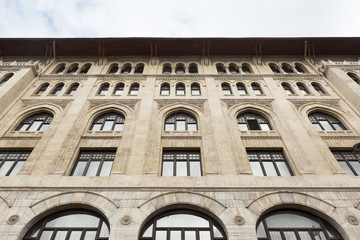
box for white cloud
[0,0,359,37]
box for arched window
[163,64,172,74]
[297,83,310,95]
[312,83,326,95]
[16,112,53,132]
[113,83,124,95]
[237,83,247,95]
[189,63,198,73]
[66,83,79,95]
[175,64,185,74]
[91,112,125,131]
[251,83,263,95]
[80,63,91,74]
[347,72,360,84]
[51,83,64,95]
[55,63,65,74]
[98,83,109,96]
[295,63,307,73]
[269,63,280,73]
[135,64,144,74]
[176,83,185,95]
[67,63,78,74]
[121,64,132,74]
[281,83,294,95]
[229,63,239,73]
[191,83,201,95]
[257,209,343,240]
[140,209,227,240]
[35,83,49,95]
[129,83,139,95]
[241,63,252,73]
[108,64,119,74]
[308,112,346,131]
[0,73,14,85]
[160,83,170,95]
[237,112,271,131]
[23,209,110,240]
[221,83,232,95]
[216,63,226,73]
[165,112,197,131]
[281,63,293,73]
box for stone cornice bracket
[97,41,107,66]
[150,41,158,66]
[45,41,55,66]
[255,42,263,65]
[202,40,211,66]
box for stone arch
[138,191,227,217]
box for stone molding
[0,195,12,208]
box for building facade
[0,38,359,240]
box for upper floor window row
[34,82,79,96]
[347,72,360,84]
[221,82,263,96]
[160,82,201,96]
[216,62,253,74]
[16,112,53,132]
[97,82,139,96]
[163,63,198,74]
[108,63,144,74]
[268,62,308,74]
[281,82,327,96]
[53,63,92,74]
[0,73,14,85]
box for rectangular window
[332,150,360,176]
[71,150,115,176]
[0,150,31,176]
[162,150,202,176]
[247,150,293,176]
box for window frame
[129,83,139,95]
[191,83,201,95]
[71,150,116,176]
[66,83,79,95]
[15,112,53,132]
[308,112,346,131]
[221,83,232,95]
[113,83,124,96]
[0,150,31,176]
[236,83,247,95]
[251,83,263,95]
[98,83,110,96]
[237,112,272,131]
[164,112,198,131]
[161,150,203,176]
[160,83,170,95]
[90,112,125,132]
[332,150,360,176]
[35,83,49,95]
[176,83,186,95]
[51,83,64,95]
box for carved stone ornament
[234,215,245,225]
[121,215,132,225]
[346,215,359,226]
[7,215,19,225]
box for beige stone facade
[0,38,360,239]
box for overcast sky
[1,0,360,38]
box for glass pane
[319,121,333,131]
[192,90,200,95]
[130,89,138,95]
[349,161,360,175]
[155,230,166,240]
[189,162,201,176]
[39,230,54,240]
[162,162,173,176]
[223,90,231,95]
[332,124,344,130]
[176,120,186,131]
[114,123,123,131]
[142,224,153,237]
[176,161,187,176]
[260,123,270,131]
[200,231,211,240]
[91,124,102,131]
[72,161,87,176]
[269,231,282,240]
[8,161,25,176]
[19,124,29,131]
[266,213,320,228]
[46,214,100,228]
[250,162,264,176]
[84,231,96,240]
[165,123,175,131]
[39,123,49,131]
[313,231,326,240]
[238,123,248,131]
[312,123,322,131]
[0,161,14,176]
[99,222,110,237]
[185,231,196,240]
[256,222,267,238]
[339,161,355,176]
[103,121,113,131]
[69,231,82,240]
[263,162,278,176]
[170,231,181,240]
[213,225,224,238]
[99,161,113,176]
[86,161,100,176]
[28,121,42,131]
[54,231,68,240]
[157,214,209,227]
[276,162,292,176]
[298,231,312,240]
[187,123,197,131]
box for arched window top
[98,83,110,96]
[251,83,263,95]
[241,63,252,73]
[54,63,66,74]
[66,83,79,95]
[23,209,110,240]
[0,73,14,85]
[281,63,293,73]
[135,63,144,73]
[67,63,79,74]
[129,83,139,95]
[295,62,307,73]
[296,82,310,95]
[165,112,198,131]
[189,63,198,73]
[308,112,346,131]
[163,63,172,74]
[237,112,271,131]
[236,83,247,95]
[311,82,326,95]
[269,63,280,73]
[91,112,125,131]
[35,83,49,95]
[229,63,239,73]
[175,64,185,74]
[216,63,226,73]
[281,82,294,95]
[16,112,53,132]
[140,209,226,240]
[108,63,119,74]
[176,82,185,95]
[347,72,360,84]
[80,63,91,74]
[160,83,170,95]
[191,83,201,95]
[221,83,232,95]
[51,83,64,95]
[113,83,124,95]
[257,209,343,240]
[121,64,132,74]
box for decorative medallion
[347,215,359,226]
[121,215,132,225]
[7,215,19,225]
[234,215,245,226]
